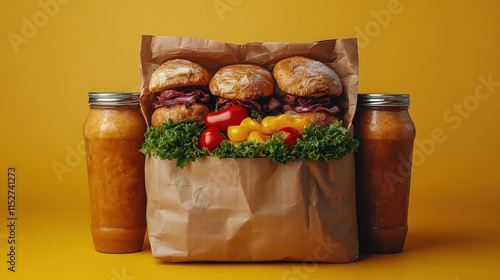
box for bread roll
[149,59,212,93]
[209,64,274,101]
[151,103,210,126]
[273,56,342,97]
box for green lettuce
[140,120,359,168]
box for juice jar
[83,92,147,253]
[354,94,416,253]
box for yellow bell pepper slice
[288,116,311,132]
[247,131,266,143]
[276,114,294,125]
[260,116,281,134]
[263,114,311,133]
[227,125,249,142]
[239,117,262,133]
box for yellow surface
[1,0,500,279]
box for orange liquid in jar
[354,94,416,253]
[83,93,147,253]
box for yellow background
[1,0,500,279]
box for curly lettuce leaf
[291,122,359,161]
[140,120,204,168]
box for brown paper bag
[140,35,359,262]
[146,156,358,262]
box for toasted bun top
[209,64,274,101]
[149,59,212,93]
[273,56,343,97]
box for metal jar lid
[357,94,410,107]
[88,92,140,106]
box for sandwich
[272,56,343,127]
[209,64,280,114]
[149,59,212,126]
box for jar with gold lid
[83,92,147,253]
[354,94,416,254]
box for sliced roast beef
[153,87,210,109]
[282,94,340,115]
[216,96,283,115]
[265,97,282,112]
[216,97,261,112]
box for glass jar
[83,92,147,253]
[354,94,416,253]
